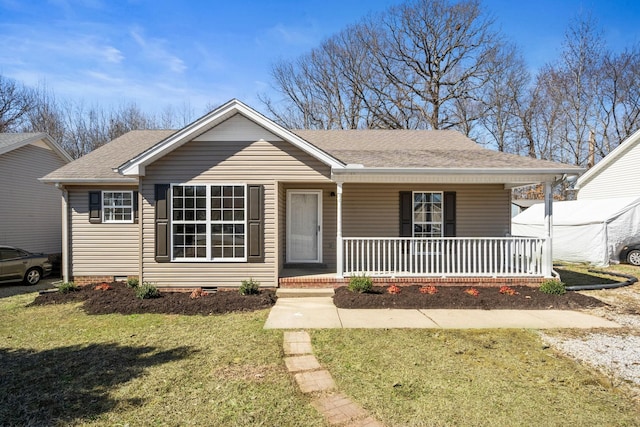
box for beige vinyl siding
[141,127,332,287]
[67,186,139,276]
[578,141,640,199]
[341,184,511,238]
[0,144,67,254]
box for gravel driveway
[541,282,640,396]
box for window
[413,192,443,237]
[103,191,133,223]
[171,184,246,261]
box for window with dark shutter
[155,184,170,262]
[89,191,102,223]
[399,191,456,237]
[247,184,264,262]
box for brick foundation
[279,276,547,289]
[71,275,138,286]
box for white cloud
[103,46,124,63]
[130,27,187,74]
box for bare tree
[0,74,36,132]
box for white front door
[287,190,322,263]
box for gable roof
[575,127,640,190]
[118,99,345,176]
[42,99,583,186]
[0,132,72,162]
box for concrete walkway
[265,296,620,329]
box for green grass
[312,329,640,426]
[555,263,640,286]
[0,293,326,426]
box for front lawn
[0,293,325,426]
[312,329,640,426]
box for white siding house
[576,128,640,200]
[0,133,72,254]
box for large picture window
[171,184,246,261]
[103,191,133,223]
[413,192,443,237]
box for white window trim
[102,190,134,224]
[170,183,248,262]
[412,191,443,238]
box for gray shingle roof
[294,129,573,170]
[43,128,579,182]
[41,130,175,181]
[0,132,48,152]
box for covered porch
[278,175,561,286]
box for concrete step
[276,288,335,298]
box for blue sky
[1,0,640,119]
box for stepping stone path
[283,331,384,427]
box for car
[0,245,52,285]
[620,243,640,266]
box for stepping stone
[284,355,321,372]
[283,330,313,355]
[311,393,368,425]
[294,369,336,393]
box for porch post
[336,182,343,278]
[543,181,553,277]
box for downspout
[138,182,144,284]
[56,183,69,283]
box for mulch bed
[333,285,606,310]
[29,281,277,315]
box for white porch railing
[341,237,547,277]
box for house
[575,128,640,199]
[41,100,582,289]
[0,133,72,256]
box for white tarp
[511,197,640,266]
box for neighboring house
[576,128,640,199]
[42,100,581,289]
[0,133,72,256]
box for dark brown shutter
[399,191,412,237]
[89,191,102,223]
[444,191,456,237]
[155,184,170,262]
[133,191,139,224]
[247,184,263,262]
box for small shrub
[539,279,566,295]
[499,285,518,296]
[464,287,479,297]
[348,275,373,293]
[127,277,139,288]
[387,284,402,294]
[58,282,79,294]
[239,278,260,295]
[419,285,438,295]
[94,282,112,291]
[135,282,160,299]
[190,288,208,299]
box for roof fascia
[331,166,583,186]
[575,127,640,189]
[119,99,345,176]
[39,177,139,185]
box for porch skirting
[278,276,547,289]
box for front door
[286,190,322,263]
